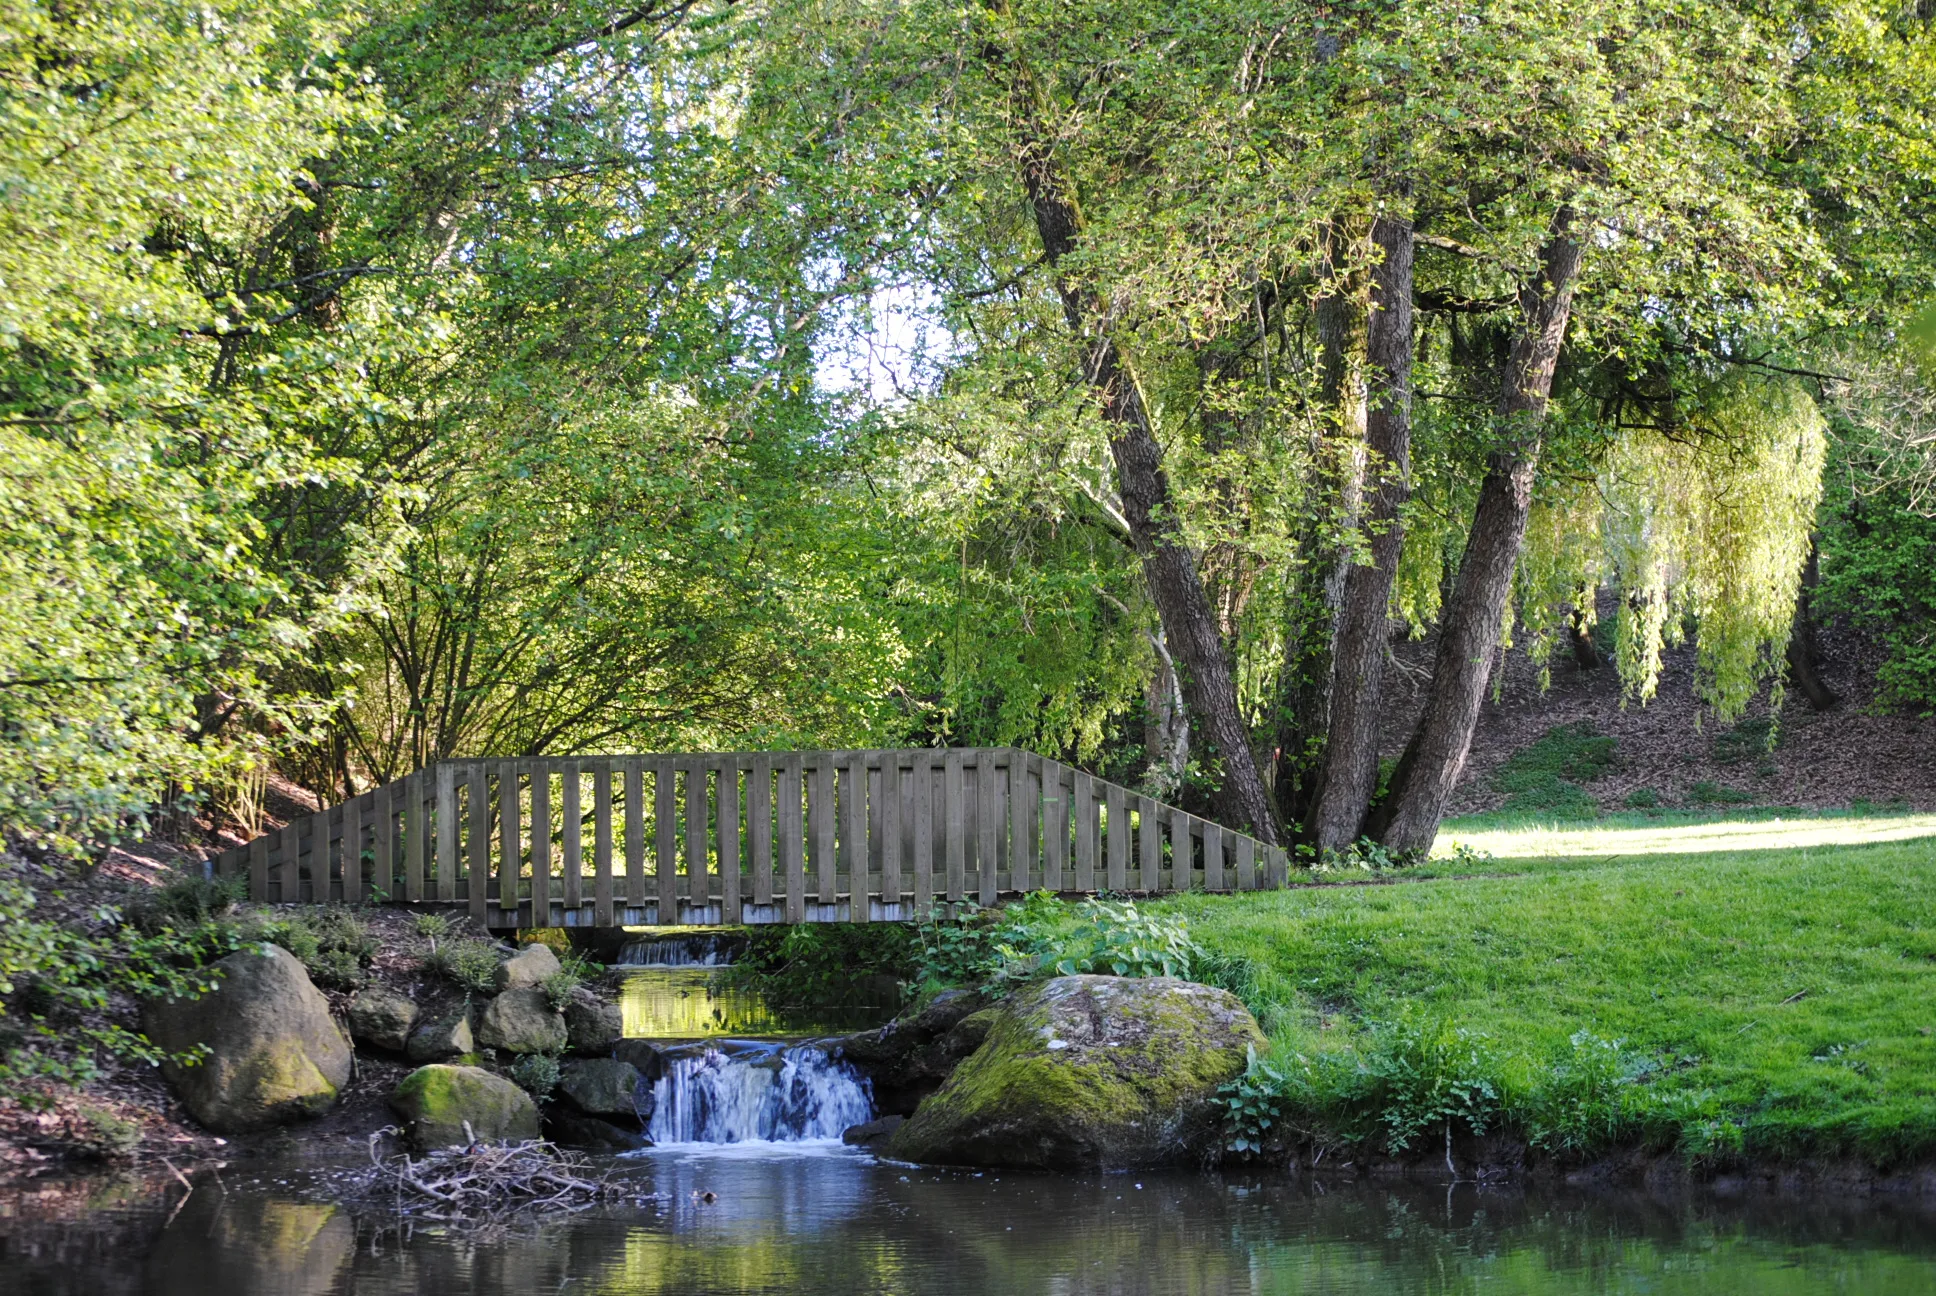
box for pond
[7,1151,1936,1295]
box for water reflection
[10,1153,1936,1296]
[616,967,893,1039]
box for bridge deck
[213,748,1287,928]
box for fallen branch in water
[340,1128,663,1229]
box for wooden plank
[594,765,615,927]
[977,754,999,906]
[374,783,394,902]
[343,790,363,906]
[1044,763,1068,892]
[686,761,708,911]
[530,768,552,921]
[880,755,901,908]
[467,767,490,924]
[750,755,774,908]
[943,749,964,904]
[718,759,741,924]
[655,759,678,922]
[1007,752,1030,893]
[562,761,584,915]
[781,754,805,923]
[1136,796,1160,892]
[1203,819,1224,892]
[403,771,425,903]
[308,809,331,903]
[624,760,646,907]
[435,763,457,902]
[1073,771,1096,893]
[1234,833,1256,891]
[249,833,269,904]
[846,754,869,923]
[497,762,519,920]
[812,758,837,905]
[1169,810,1189,893]
[1268,845,1290,888]
[1104,782,1127,893]
[911,751,933,914]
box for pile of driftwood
[345,1129,663,1228]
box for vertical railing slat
[1169,809,1189,893]
[531,766,552,923]
[1007,752,1030,893]
[1136,795,1160,893]
[655,759,677,923]
[781,754,806,923]
[686,761,709,913]
[435,763,457,903]
[912,751,934,914]
[1203,819,1224,892]
[343,791,363,906]
[562,761,583,917]
[1073,771,1096,893]
[1235,834,1255,891]
[1044,763,1067,892]
[249,833,270,904]
[845,753,869,923]
[497,762,519,924]
[467,767,489,924]
[880,754,901,911]
[943,749,964,905]
[750,755,774,909]
[402,772,425,903]
[812,758,837,906]
[375,782,395,903]
[594,765,615,927]
[977,753,999,907]
[624,760,647,909]
[718,758,742,925]
[1104,782,1127,893]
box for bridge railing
[212,749,1289,927]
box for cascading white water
[647,1043,873,1145]
[618,934,740,967]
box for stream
[6,932,1935,1294]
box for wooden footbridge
[212,749,1289,929]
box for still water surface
[7,1148,1936,1295]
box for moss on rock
[884,975,1261,1170]
[389,1064,541,1150]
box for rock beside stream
[141,944,353,1134]
[347,988,419,1052]
[563,988,623,1055]
[476,986,568,1054]
[495,942,561,991]
[556,1059,644,1120]
[884,975,1263,1170]
[390,1064,541,1150]
[836,988,988,1114]
[406,1006,474,1063]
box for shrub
[540,968,582,1013]
[1492,723,1616,818]
[427,939,501,994]
[506,1052,560,1100]
[413,912,453,943]
[244,906,378,991]
[124,866,245,933]
[1053,899,1203,980]
[1623,786,1664,810]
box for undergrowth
[1491,722,1617,818]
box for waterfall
[618,933,742,967]
[647,1043,873,1145]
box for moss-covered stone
[884,975,1262,1170]
[389,1064,540,1150]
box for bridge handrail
[212,748,1288,927]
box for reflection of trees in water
[617,967,892,1039]
[12,1162,1936,1294]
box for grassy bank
[1154,814,1936,1168]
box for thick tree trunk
[1786,539,1839,711]
[1012,120,1278,843]
[1374,218,1583,854]
[1311,215,1414,853]
[1275,223,1367,830]
[1143,631,1190,799]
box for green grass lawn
[1154,813,1936,1165]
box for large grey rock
[406,1007,474,1063]
[389,1064,540,1150]
[612,1038,665,1083]
[556,1058,643,1118]
[494,942,561,991]
[476,986,568,1055]
[885,976,1263,1170]
[347,988,419,1052]
[836,988,983,1115]
[545,1108,650,1152]
[141,944,352,1134]
[563,987,622,1056]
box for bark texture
[1786,540,1839,711]
[1311,215,1414,853]
[1376,218,1583,854]
[1008,98,1278,842]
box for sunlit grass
[1437,810,1936,863]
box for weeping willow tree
[1503,376,1828,723]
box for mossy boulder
[347,988,419,1053]
[556,1058,643,1119]
[884,975,1262,1170]
[141,944,352,1134]
[563,987,622,1055]
[389,1064,540,1150]
[476,986,568,1054]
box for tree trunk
[1786,539,1839,711]
[1010,110,1279,843]
[1311,215,1414,853]
[1275,222,1367,830]
[1374,217,1583,854]
[1568,600,1602,670]
[1143,629,1190,799]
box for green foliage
[733,923,921,1007]
[124,868,246,934]
[1052,900,1204,980]
[425,940,502,996]
[539,969,582,1014]
[1818,492,1936,715]
[505,1052,561,1101]
[1688,782,1756,806]
[1491,723,1616,819]
[413,913,454,943]
[1624,787,1664,811]
[241,907,378,992]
